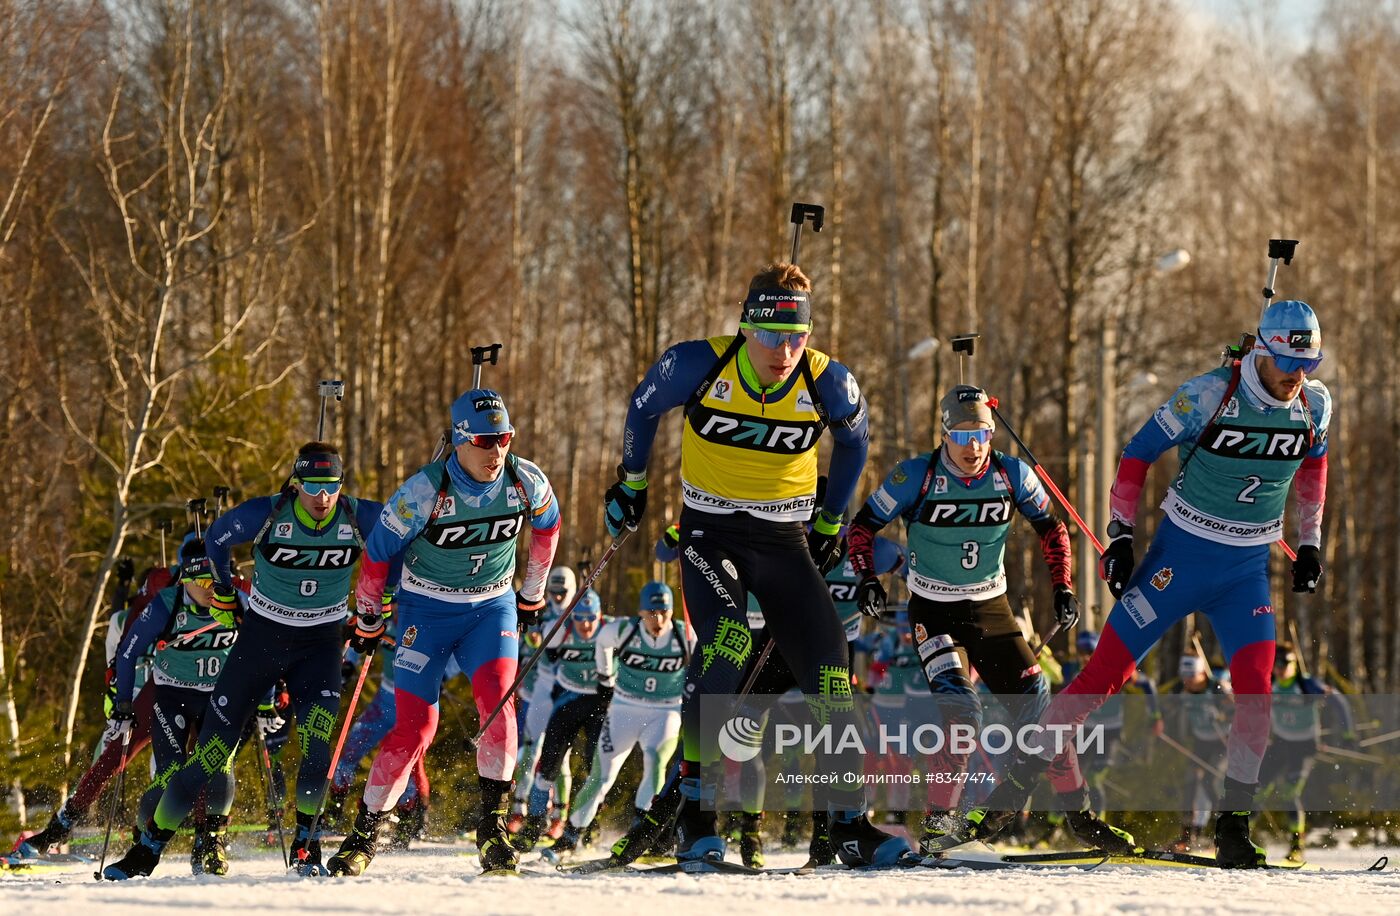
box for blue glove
[604,465,647,537]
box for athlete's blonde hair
[748,262,811,292]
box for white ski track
[2,840,1397,915]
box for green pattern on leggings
[299,704,337,755]
[807,665,854,725]
[193,735,236,777]
[701,617,752,674]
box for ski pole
[987,403,1104,557]
[297,645,377,875]
[255,727,289,867]
[737,638,776,700]
[1029,623,1062,659]
[465,530,631,753]
[789,202,825,265]
[1154,730,1224,779]
[92,727,132,880]
[156,620,221,651]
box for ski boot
[1064,809,1138,854]
[829,811,911,868]
[290,811,326,876]
[675,776,724,862]
[13,809,73,859]
[549,821,582,854]
[477,779,520,875]
[195,814,231,876]
[805,811,835,867]
[582,819,599,849]
[327,803,386,876]
[1215,812,1266,868]
[103,825,174,880]
[963,756,1044,843]
[1214,778,1266,869]
[610,777,683,864]
[739,812,764,869]
[1059,789,1138,854]
[918,810,959,856]
[1286,830,1305,864]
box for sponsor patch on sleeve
[1153,404,1185,438]
[871,486,898,517]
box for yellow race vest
[680,336,830,521]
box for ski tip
[1368,855,1387,872]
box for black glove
[807,510,845,576]
[595,681,615,706]
[855,576,887,618]
[347,613,387,654]
[1292,545,1322,593]
[516,590,545,629]
[662,524,680,550]
[1099,530,1135,599]
[116,557,135,583]
[1053,585,1080,629]
[106,699,135,735]
[604,465,647,537]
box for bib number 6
[299,579,319,597]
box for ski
[2,851,94,873]
[632,856,765,876]
[922,850,1108,871]
[559,856,629,875]
[994,848,1390,873]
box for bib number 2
[1236,475,1262,504]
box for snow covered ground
[3,841,1397,915]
